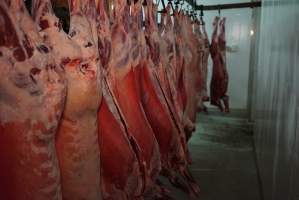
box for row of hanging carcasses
[0,0,228,199]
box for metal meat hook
[199,5,205,25]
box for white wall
[203,8,253,110]
[197,0,254,110]
[155,0,254,110]
[253,0,299,199]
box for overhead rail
[185,1,261,11]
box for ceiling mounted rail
[185,1,261,11]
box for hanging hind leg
[222,95,229,113]
[211,99,224,112]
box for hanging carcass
[210,17,229,113]
[0,0,66,199]
[32,0,103,199]
[144,1,200,197]
[96,0,144,198]
[103,0,162,196]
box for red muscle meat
[144,1,200,197]
[161,6,187,129]
[172,12,197,167]
[98,81,143,199]
[1,0,203,199]
[173,9,188,116]
[96,0,144,198]
[32,0,103,199]
[193,19,209,113]
[175,12,201,140]
[106,0,161,195]
[210,17,229,113]
[196,18,210,113]
[0,0,66,199]
[201,19,210,103]
[135,2,184,171]
[136,0,187,191]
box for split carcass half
[210,17,229,113]
[178,13,203,141]
[105,0,162,196]
[133,1,186,173]
[196,18,210,113]
[134,1,188,196]
[96,0,144,199]
[32,0,102,199]
[0,0,66,199]
[173,9,188,117]
[144,1,200,197]
[172,10,197,140]
[193,19,206,113]
[160,5,187,132]
[98,81,144,199]
[200,18,210,103]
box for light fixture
[250,29,254,36]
